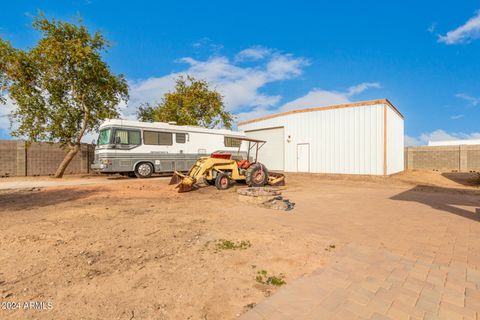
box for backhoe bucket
[176,176,196,193]
[169,171,185,185]
[169,171,197,192]
[267,172,285,186]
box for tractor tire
[215,173,230,190]
[135,162,153,178]
[245,163,269,187]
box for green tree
[0,15,128,178]
[137,75,234,129]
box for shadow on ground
[391,185,480,222]
[441,172,480,187]
[0,189,98,212]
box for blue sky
[1,0,479,145]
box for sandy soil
[0,170,479,319]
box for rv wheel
[135,162,153,178]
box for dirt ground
[0,170,479,320]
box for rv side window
[144,131,158,145]
[159,132,173,145]
[224,136,241,148]
[115,130,129,144]
[98,128,111,145]
[176,133,186,144]
[144,131,173,145]
[129,131,141,145]
[115,129,141,145]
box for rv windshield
[98,128,112,145]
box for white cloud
[280,89,350,112]
[121,51,309,121]
[456,93,479,106]
[438,10,480,44]
[266,54,307,80]
[191,37,224,53]
[404,135,422,147]
[405,129,480,146]
[346,82,381,96]
[0,96,16,137]
[279,82,381,113]
[236,81,382,123]
[235,46,271,62]
[420,129,458,142]
[235,106,273,124]
[450,114,464,120]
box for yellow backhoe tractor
[169,137,285,192]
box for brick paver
[240,244,480,319]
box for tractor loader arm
[169,157,235,192]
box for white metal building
[238,99,404,176]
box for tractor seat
[211,152,232,159]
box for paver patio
[241,244,480,319]
[239,180,480,320]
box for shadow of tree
[0,189,99,212]
[391,185,480,222]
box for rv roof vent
[168,121,177,125]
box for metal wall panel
[386,107,405,174]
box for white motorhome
[90,119,246,177]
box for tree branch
[73,90,89,145]
[75,101,89,145]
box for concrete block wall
[0,141,20,177]
[467,146,480,171]
[405,145,480,172]
[0,140,94,177]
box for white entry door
[297,143,310,172]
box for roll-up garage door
[245,127,284,171]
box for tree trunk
[54,100,89,179]
[54,144,80,178]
